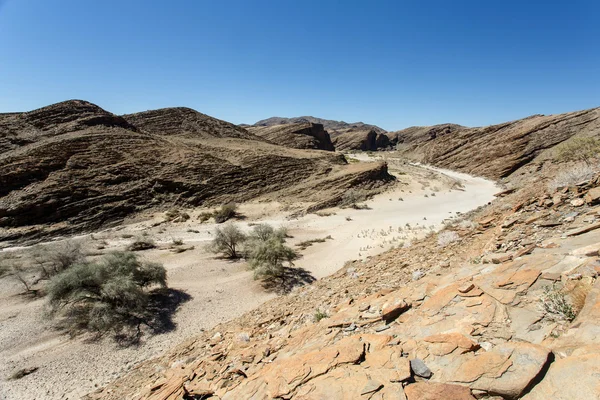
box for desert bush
[47,251,167,338]
[245,223,298,279]
[548,163,599,191]
[314,309,328,322]
[247,237,298,279]
[127,237,156,252]
[213,203,237,224]
[210,223,246,258]
[198,211,213,223]
[165,209,190,222]
[540,284,576,322]
[248,224,288,243]
[32,241,84,279]
[554,136,600,165]
[437,231,459,247]
[172,238,184,246]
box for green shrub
[198,211,213,223]
[248,224,288,242]
[47,252,167,338]
[554,136,600,165]
[540,284,577,322]
[32,241,83,279]
[214,203,237,224]
[210,223,246,258]
[314,309,328,322]
[165,209,190,222]
[248,237,298,279]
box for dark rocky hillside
[395,108,600,179]
[0,101,393,243]
[247,123,334,151]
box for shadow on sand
[260,266,316,294]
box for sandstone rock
[522,353,600,400]
[584,187,600,204]
[565,221,600,237]
[404,382,475,400]
[381,299,410,323]
[247,122,335,151]
[570,198,585,207]
[571,242,600,257]
[449,342,550,398]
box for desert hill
[0,101,393,243]
[394,108,600,179]
[246,122,334,151]
[253,116,386,135]
[253,116,392,151]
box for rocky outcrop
[0,101,393,243]
[87,172,600,399]
[396,108,600,179]
[332,129,392,151]
[254,116,386,135]
[123,107,261,140]
[247,123,334,151]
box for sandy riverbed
[0,156,499,399]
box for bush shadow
[260,266,316,295]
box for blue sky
[0,0,598,130]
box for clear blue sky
[1,0,598,130]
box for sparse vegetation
[214,203,237,224]
[172,238,184,246]
[437,231,460,247]
[539,284,577,322]
[127,237,156,251]
[314,309,328,322]
[245,224,298,279]
[165,209,190,222]
[296,235,333,250]
[548,163,599,191]
[554,136,600,165]
[47,251,167,340]
[210,223,246,258]
[32,241,84,279]
[198,211,213,223]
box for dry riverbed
[0,155,499,400]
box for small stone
[570,198,585,207]
[458,283,475,293]
[360,380,383,396]
[375,324,390,332]
[410,358,432,378]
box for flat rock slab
[522,352,600,400]
[405,382,475,400]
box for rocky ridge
[395,108,600,179]
[0,101,393,243]
[253,116,387,135]
[247,123,335,151]
[87,167,600,398]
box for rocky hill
[0,101,393,243]
[253,116,387,136]
[247,123,334,151]
[87,166,600,400]
[332,128,391,152]
[395,108,600,179]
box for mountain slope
[0,101,393,243]
[253,116,387,135]
[395,108,600,179]
[247,122,334,151]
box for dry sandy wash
[0,156,498,400]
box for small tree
[47,251,167,338]
[32,241,83,279]
[245,223,298,279]
[214,203,237,224]
[248,237,298,279]
[554,136,600,165]
[210,223,246,258]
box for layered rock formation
[247,123,334,151]
[252,116,392,151]
[0,101,393,242]
[395,108,600,179]
[87,173,600,400]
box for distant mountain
[253,116,387,136]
